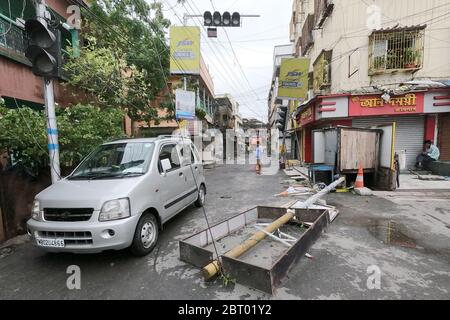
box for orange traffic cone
[355,165,364,188]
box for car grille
[44,208,94,222]
[38,231,93,245]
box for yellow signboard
[278,58,310,100]
[170,26,201,75]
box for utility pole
[35,0,60,183]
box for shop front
[296,89,450,168]
[424,89,450,161]
[349,92,427,169]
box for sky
[158,0,293,122]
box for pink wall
[0,57,83,106]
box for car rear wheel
[194,184,206,207]
[131,213,159,256]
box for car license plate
[36,238,65,248]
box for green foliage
[195,107,207,120]
[0,102,47,175]
[57,105,125,167]
[0,103,125,176]
[64,0,174,124]
[219,273,236,287]
[64,36,154,123]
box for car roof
[102,136,192,145]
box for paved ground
[0,164,449,300]
[398,173,450,190]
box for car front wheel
[194,184,206,207]
[130,213,159,256]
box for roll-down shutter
[438,114,450,161]
[352,115,425,168]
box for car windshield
[69,142,155,180]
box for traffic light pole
[36,0,61,183]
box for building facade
[290,0,450,168]
[133,55,217,137]
[267,44,295,159]
[0,0,84,109]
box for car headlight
[31,199,41,221]
[99,198,130,222]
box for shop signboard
[349,92,424,116]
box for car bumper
[27,215,140,253]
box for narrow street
[1,165,449,300]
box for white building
[290,0,450,166]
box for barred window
[369,26,425,75]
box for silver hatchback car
[27,136,206,256]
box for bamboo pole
[202,209,296,280]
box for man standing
[255,141,263,175]
[416,140,440,170]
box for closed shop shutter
[438,114,450,161]
[352,115,425,168]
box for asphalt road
[0,164,449,299]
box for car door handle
[179,172,184,177]
[194,166,198,170]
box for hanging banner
[278,58,310,100]
[170,26,201,75]
[175,89,196,120]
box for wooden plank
[339,128,378,170]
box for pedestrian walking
[255,141,263,175]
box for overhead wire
[182,0,267,120]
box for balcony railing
[0,15,29,64]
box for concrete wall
[294,0,450,92]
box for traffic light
[25,19,61,78]
[203,11,241,27]
[276,106,288,132]
[222,12,231,26]
[203,11,212,26]
[212,11,222,26]
[231,12,241,27]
